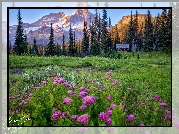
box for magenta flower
[166,115,171,121]
[63,97,73,104]
[98,112,108,122]
[118,84,122,87]
[105,117,112,125]
[160,102,168,108]
[111,83,115,86]
[107,72,112,77]
[146,97,149,102]
[9,94,14,100]
[80,105,87,111]
[52,81,58,86]
[165,110,171,115]
[77,114,90,124]
[71,115,78,121]
[29,93,33,97]
[80,87,89,92]
[110,104,118,109]
[67,90,75,95]
[64,83,70,88]
[126,114,136,123]
[61,112,68,118]
[52,109,61,122]
[153,95,161,100]
[113,79,119,83]
[106,110,112,117]
[127,88,132,91]
[78,91,88,98]
[139,123,145,126]
[82,95,96,105]
[43,81,48,85]
[106,95,111,101]
[136,102,140,106]
[57,78,65,83]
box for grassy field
[8,52,171,126]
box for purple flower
[106,110,112,117]
[160,102,168,108]
[71,115,78,121]
[146,97,149,102]
[139,123,145,126]
[82,95,96,105]
[52,81,58,86]
[80,105,87,111]
[165,110,171,115]
[64,83,70,88]
[80,87,89,92]
[107,72,112,77]
[9,94,14,100]
[77,114,90,124]
[118,84,122,88]
[56,78,65,83]
[98,112,108,121]
[29,93,33,97]
[43,81,48,85]
[78,91,88,98]
[126,114,135,123]
[166,115,171,121]
[110,104,118,109]
[49,73,56,77]
[63,97,73,104]
[67,90,75,95]
[153,95,161,100]
[105,117,112,125]
[113,79,119,83]
[52,109,61,122]
[111,83,115,86]
[106,95,111,101]
[61,112,68,118]
[127,88,132,91]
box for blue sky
[9,9,165,26]
[2,2,170,26]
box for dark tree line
[11,7,171,57]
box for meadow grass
[8,52,171,126]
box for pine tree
[46,23,55,56]
[32,37,39,55]
[165,9,172,52]
[56,42,61,56]
[68,22,74,56]
[98,13,101,45]
[154,14,160,51]
[82,20,89,56]
[143,10,154,52]
[23,31,28,54]
[101,9,108,53]
[127,11,134,52]
[114,25,120,51]
[13,9,24,55]
[62,33,65,55]
[133,10,139,51]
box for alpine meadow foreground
[8,52,171,126]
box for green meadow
[9,52,171,126]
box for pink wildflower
[63,97,73,104]
[82,95,96,105]
[77,114,90,124]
